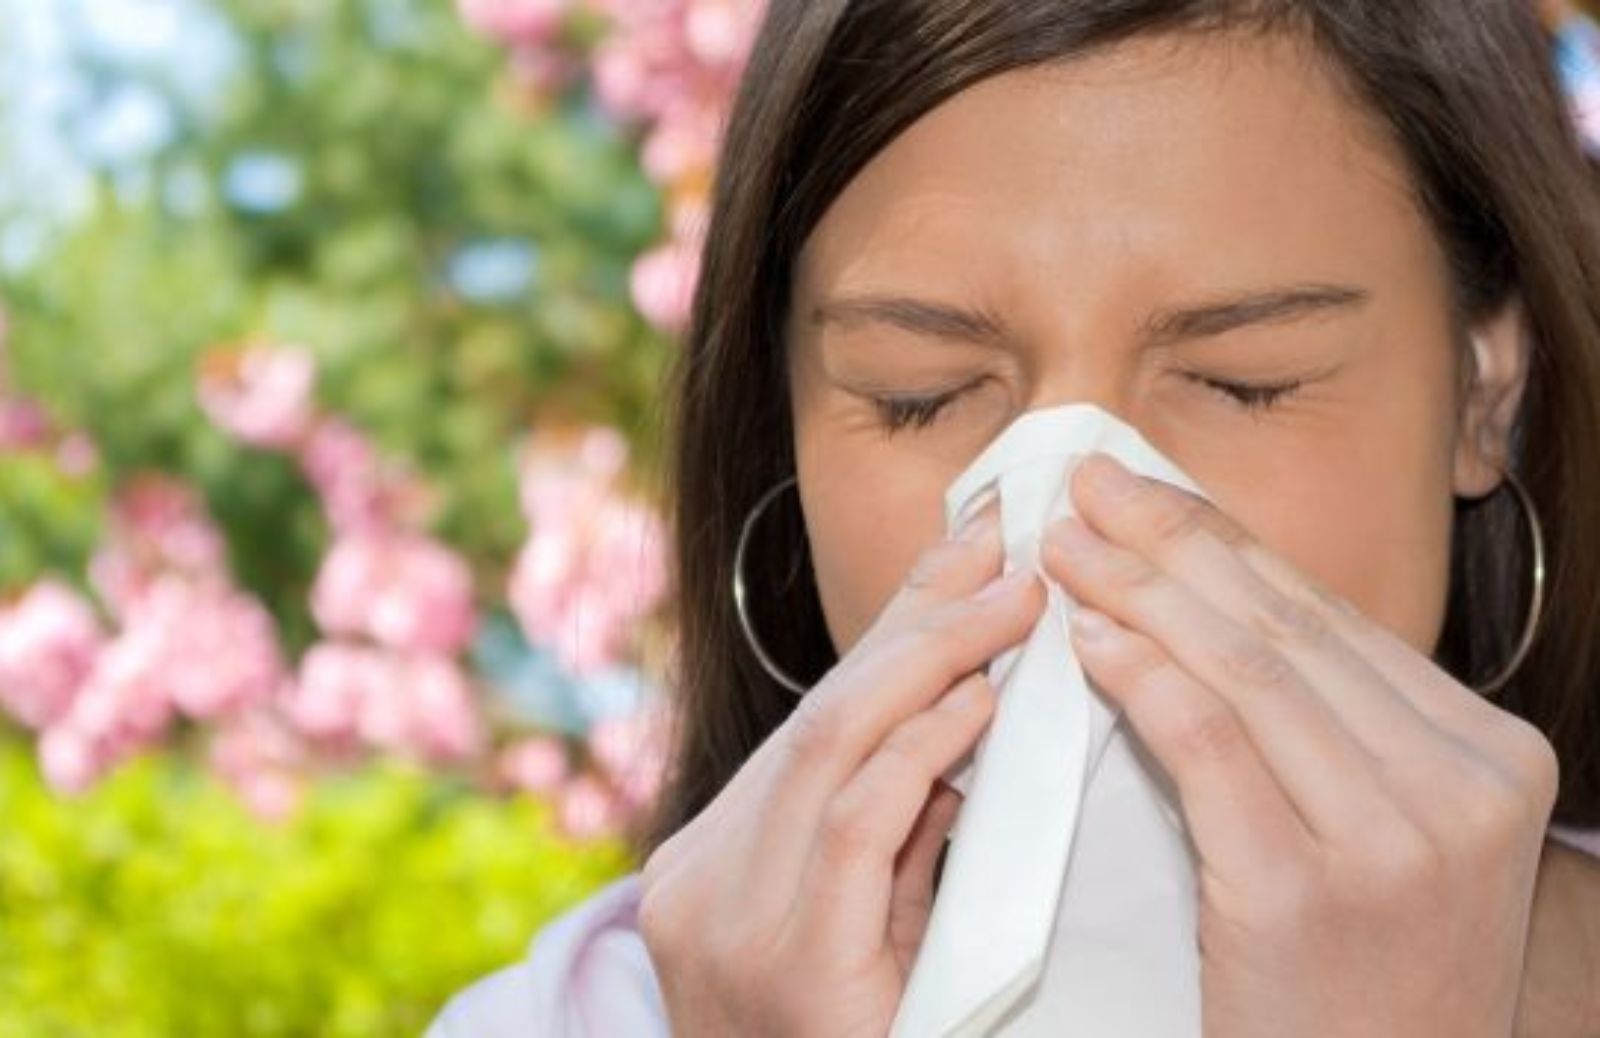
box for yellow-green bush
[0,737,631,1037]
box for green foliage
[0,735,632,1037]
[0,451,106,596]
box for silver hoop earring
[732,475,810,697]
[1474,469,1547,697]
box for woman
[432,1,1600,1034]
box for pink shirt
[427,826,1600,1036]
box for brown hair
[648,0,1600,850]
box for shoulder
[1517,831,1600,1038]
[425,872,667,1038]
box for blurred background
[0,0,751,1032]
[0,0,1596,1035]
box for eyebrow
[1140,283,1371,345]
[810,295,1009,346]
[811,282,1371,348]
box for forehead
[795,30,1444,313]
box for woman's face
[786,30,1528,658]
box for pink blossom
[310,532,477,654]
[197,345,317,449]
[456,0,570,46]
[0,399,50,450]
[297,417,432,535]
[38,626,177,794]
[558,773,625,839]
[71,576,285,729]
[209,710,306,820]
[38,725,105,795]
[387,652,483,762]
[588,708,670,809]
[497,734,570,794]
[289,642,483,762]
[629,236,700,333]
[517,425,627,524]
[510,428,669,674]
[33,576,287,796]
[683,0,758,68]
[54,433,99,476]
[90,477,229,617]
[286,641,389,745]
[148,579,288,720]
[590,20,679,120]
[0,580,104,730]
[299,417,387,533]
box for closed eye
[1188,374,1306,412]
[870,387,968,434]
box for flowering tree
[0,0,734,843]
[2,322,672,835]
[458,0,765,332]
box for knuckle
[1097,631,1164,687]
[818,797,879,862]
[640,833,683,889]
[1250,590,1331,649]
[1144,490,1211,547]
[1216,636,1298,691]
[1501,717,1562,809]
[1099,549,1162,594]
[1449,763,1533,849]
[904,539,967,593]
[1171,703,1249,766]
[637,876,682,955]
[1348,828,1442,901]
[899,615,974,683]
[878,720,933,772]
[784,700,846,762]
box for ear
[1452,294,1532,500]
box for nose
[1020,341,1143,428]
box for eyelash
[1188,374,1307,413]
[869,375,1304,434]
[872,388,967,434]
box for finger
[1068,606,1313,882]
[777,558,1041,795]
[1068,454,1459,769]
[887,781,963,968]
[790,673,996,958]
[1063,456,1554,851]
[1239,542,1547,765]
[722,508,1009,826]
[1042,512,1399,842]
[736,564,1040,914]
[1069,455,1538,783]
[865,500,1004,643]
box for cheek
[796,440,952,653]
[1203,414,1457,656]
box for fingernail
[1082,453,1139,497]
[976,568,1031,601]
[1047,516,1102,557]
[1070,607,1119,643]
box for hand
[1041,453,1560,1038]
[638,509,1044,1037]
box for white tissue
[890,404,1203,1038]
